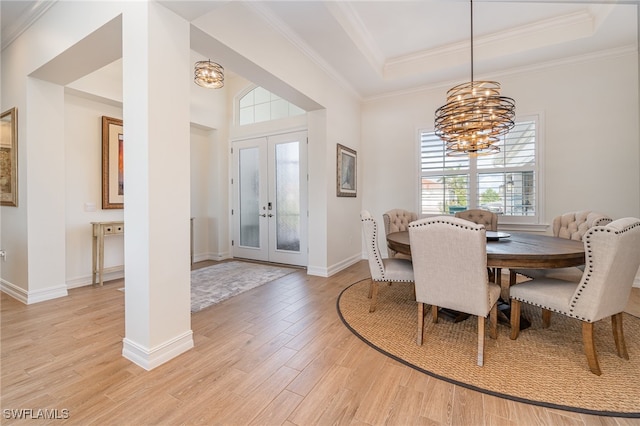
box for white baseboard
[308,253,362,277]
[192,252,232,263]
[1,279,28,304]
[122,330,194,370]
[66,266,125,289]
[1,278,67,304]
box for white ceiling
[3,1,638,100]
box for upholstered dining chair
[360,210,415,313]
[512,210,612,282]
[383,209,418,258]
[408,216,501,366]
[509,217,640,375]
[454,209,498,231]
[455,209,499,282]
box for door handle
[268,214,273,218]
[259,213,267,217]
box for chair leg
[417,302,424,345]
[612,313,629,360]
[582,321,602,376]
[411,284,416,300]
[477,315,485,366]
[510,300,521,340]
[542,309,552,328]
[369,282,379,313]
[489,303,498,340]
[432,305,439,323]
[368,280,373,299]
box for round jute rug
[337,279,640,417]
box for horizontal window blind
[420,119,538,220]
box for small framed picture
[336,143,357,197]
[102,116,124,209]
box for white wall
[1,1,123,300]
[193,2,363,276]
[361,51,640,245]
[64,93,124,287]
[8,1,635,300]
[190,125,216,262]
[62,81,228,286]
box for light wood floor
[1,260,639,425]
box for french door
[231,131,308,266]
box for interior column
[121,1,193,369]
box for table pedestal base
[498,300,531,330]
[438,308,471,323]
[434,303,531,330]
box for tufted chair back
[553,211,612,241]
[570,218,640,322]
[454,209,498,231]
[383,209,418,257]
[511,211,613,282]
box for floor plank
[1,260,638,425]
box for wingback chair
[408,216,501,366]
[383,209,418,258]
[360,210,415,312]
[510,217,640,375]
[512,210,612,282]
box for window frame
[236,85,305,126]
[416,114,546,231]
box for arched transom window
[239,86,305,125]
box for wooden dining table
[386,230,585,301]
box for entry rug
[191,261,296,312]
[337,278,640,417]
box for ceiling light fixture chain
[434,0,515,157]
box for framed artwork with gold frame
[102,116,124,209]
[1,107,18,207]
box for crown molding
[326,2,385,78]
[1,0,57,51]
[384,9,595,81]
[364,44,637,103]
[247,2,361,101]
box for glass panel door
[232,131,307,266]
[232,138,268,262]
[239,146,261,248]
[268,132,307,265]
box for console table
[92,221,124,286]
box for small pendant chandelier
[194,60,224,89]
[434,0,515,156]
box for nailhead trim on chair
[363,217,386,278]
[511,221,640,322]
[362,216,414,282]
[409,216,495,322]
[454,209,498,231]
[409,217,484,232]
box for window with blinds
[420,118,539,223]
